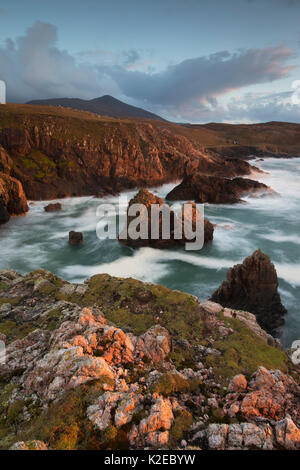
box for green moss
[169,409,193,445]
[74,274,204,341]
[0,297,21,306]
[0,282,8,291]
[169,346,197,370]
[0,320,36,343]
[19,150,56,181]
[149,373,202,396]
[205,317,288,380]
[17,378,114,450]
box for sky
[0,0,300,123]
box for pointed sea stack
[211,249,287,335]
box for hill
[27,95,166,121]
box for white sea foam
[276,263,300,287]
[61,247,236,283]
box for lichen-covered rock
[224,367,300,424]
[0,269,298,451]
[206,422,273,450]
[10,440,48,450]
[87,389,143,430]
[133,325,171,364]
[228,374,247,393]
[275,417,300,450]
[129,397,174,448]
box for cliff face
[0,269,298,450]
[0,105,253,201]
[0,172,28,223]
[211,250,287,334]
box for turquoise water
[1,158,300,347]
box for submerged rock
[166,174,274,204]
[44,202,62,212]
[69,230,83,245]
[211,249,287,334]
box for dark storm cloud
[106,47,295,107]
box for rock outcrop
[119,189,214,248]
[0,269,298,451]
[211,250,287,334]
[0,172,28,224]
[166,174,274,204]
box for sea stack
[119,188,214,249]
[211,249,287,335]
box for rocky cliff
[0,172,28,224]
[0,104,254,204]
[211,250,287,335]
[0,269,298,450]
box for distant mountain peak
[27,95,166,121]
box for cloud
[0,21,116,102]
[106,47,295,109]
[176,90,300,124]
[0,21,298,124]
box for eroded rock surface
[166,174,274,204]
[211,250,287,334]
[0,269,298,451]
[0,172,28,224]
[119,189,214,248]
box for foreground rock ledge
[0,268,298,450]
[211,249,287,335]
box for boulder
[44,202,62,212]
[211,249,287,334]
[69,230,83,245]
[166,174,274,204]
[119,188,214,249]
